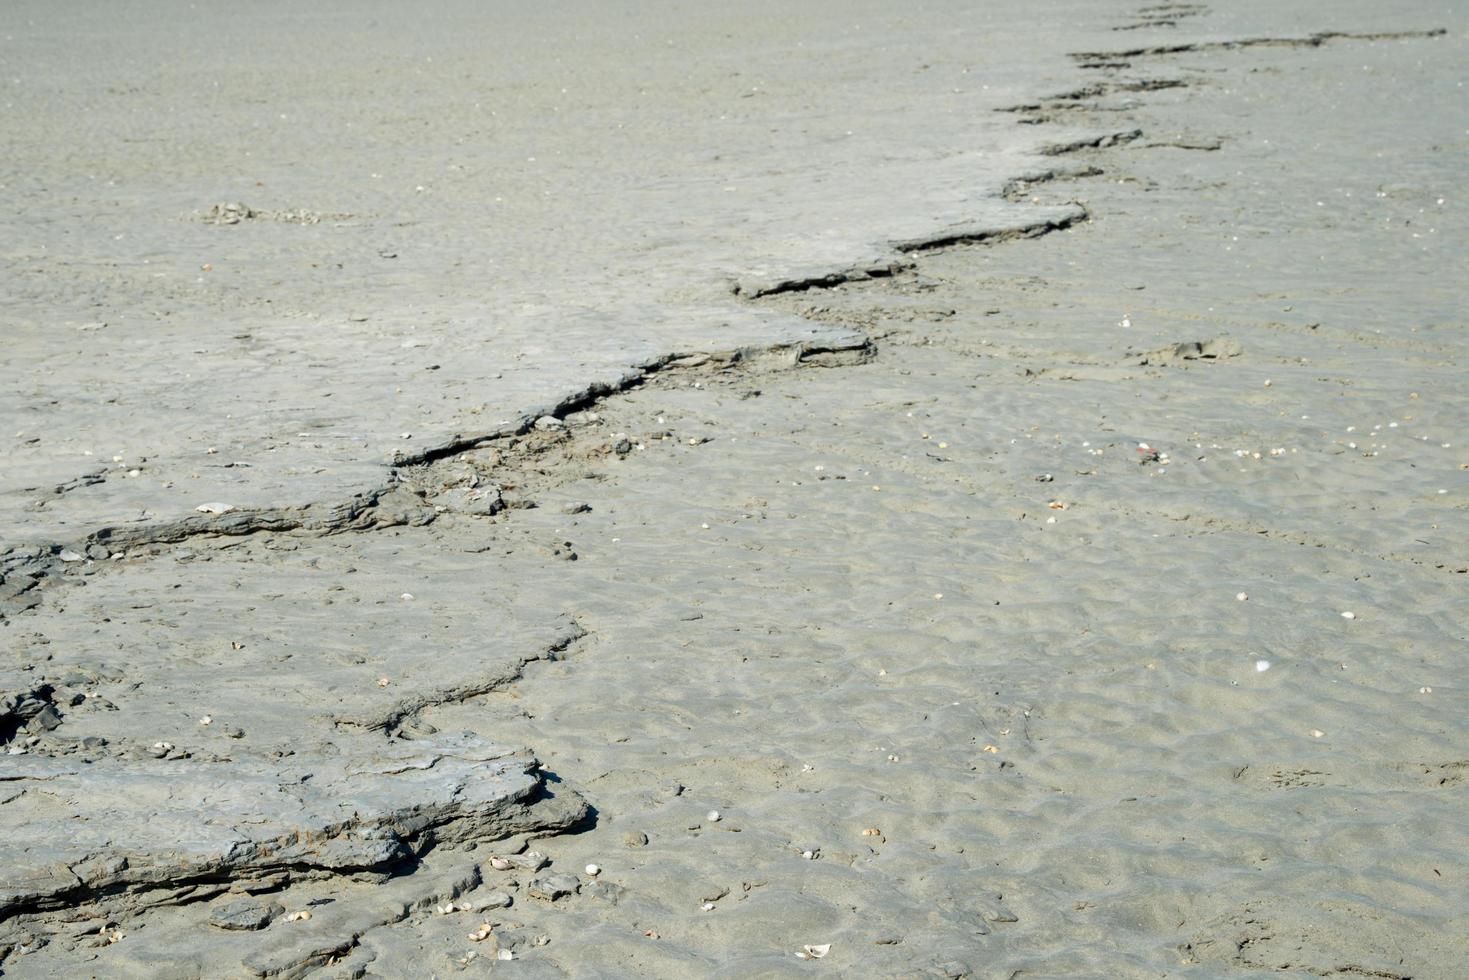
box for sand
[2,0,1466,977]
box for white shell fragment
[1255,660,1270,673]
[489,857,513,871]
[1340,611,1356,620]
[194,502,234,515]
[706,810,721,822]
[796,943,832,960]
[58,550,84,562]
[585,864,601,876]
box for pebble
[478,891,513,910]
[622,831,649,848]
[528,873,581,902]
[584,863,601,876]
[208,898,282,931]
[1236,592,1248,601]
[508,850,549,871]
[1340,611,1356,620]
[706,810,721,822]
[1255,660,1271,673]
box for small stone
[489,857,513,871]
[584,880,625,904]
[528,873,581,902]
[1340,611,1356,620]
[508,850,549,871]
[585,863,601,877]
[58,550,84,563]
[209,898,282,931]
[194,502,234,515]
[706,810,721,823]
[562,502,592,515]
[534,415,566,432]
[478,891,513,910]
[27,704,63,732]
[622,831,649,848]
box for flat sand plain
[2,1,1466,977]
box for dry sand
[2,1,1467,977]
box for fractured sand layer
[0,0,1138,553]
[3,13,1466,976]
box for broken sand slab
[0,733,582,921]
[1,542,589,938]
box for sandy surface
[3,0,1467,977]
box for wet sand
[3,1,1467,977]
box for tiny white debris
[1340,611,1356,620]
[377,677,391,687]
[701,523,710,529]
[199,715,212,725]
[285,910,311,922]
[797,944,832,960]
[1310,729,1325,738]
[1255,660,1270,673]
[706,810,721,823]
[801,849,816,860]
[195,502,234,515]
[701,902,716,911]
[1263,379,1272,387]
[489,857,513,871]
[1420,686,1433,694]
[585,863,601,877]
[400,593,414,601]
[58,550,84,562]
[497,950,514,961]
[1236,592,1249,601]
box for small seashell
[1420,686,1433,694]
[861,828,881,837]
[701,902,716,911]
[194,502,234,515]
[285,910,311,922]
[706,810,721,823]
[1236,592,1249,601]
[199,715,212,725]
[497,950,514,961]
[376,677,391,687]
[982,745,999,754]
[400,592,414,601]
[1309,729,1325,738]
[58,550,84,562]
[468,922,493,942]
[801,850,816,860]
[644,930,659,939]
[1340,611,1356,620]
[585,864,601,876]
[796,943,832,960]
[1255,660,1270,673]
[489,857,513,871]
